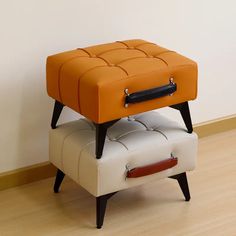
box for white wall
[0,0,235,173]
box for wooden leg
[51,100,64,129]
[170,102,193,133]
[54,169,65,193]
[94,119,120,159]
[170,172,191,201]
[96,192,117,229]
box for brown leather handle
[126,157,178,178]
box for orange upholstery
[46,39,197,123]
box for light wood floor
[0,130,236,236]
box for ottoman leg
[170,102,193,133]
[54,169,65,193]
[95,119,120,159]
[170,172,191,201]
[51,100,64,129]
[96,192,117,229]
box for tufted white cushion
[49,111,198,197]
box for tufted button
[147,55,154,58]
[108,64,116,67]
[146,127,154,131]
[90,54,97,58]
[127,117,135,121]
[127,46,135,50]
[110,137,117,141]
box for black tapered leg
[170,172,191,201]
[51,100,64,129]
[94,119,120,159]
[170,102,193,133]
[96,192,117,229]
[54,169,65,193]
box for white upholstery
[49,111,198,197]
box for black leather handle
[125,79,177,105]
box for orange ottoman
[46,39,198,158]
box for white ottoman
[49,111,198,228]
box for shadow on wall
[17,68,52,169]
[16,65,80,171]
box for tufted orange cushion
[46,39,197,123]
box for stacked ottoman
[46,39,198,228]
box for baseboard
[193,114,236,138]
[1,114,236,191]
[0,162,56,191]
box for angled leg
[170,102,193,133]
[96,192,117,229]
[51,100,64,129]
[54,169,65,193]
[94,119,120,159]
[170,172,191,201]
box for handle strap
[126,157,178,178]
[125,78,176,107]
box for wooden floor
[0,130,236,236]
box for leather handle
[125,79,177,105]
[126,157,178,178]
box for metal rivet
[124,88,129,96]
[125,164,131,172]
[124,89,129,108]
